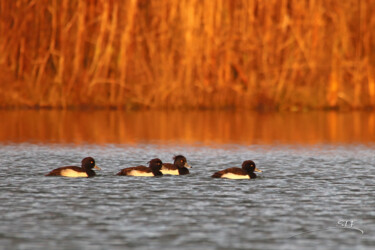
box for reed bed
[0,0,374,110]
[1,110,375,144]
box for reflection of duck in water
[45,157,101,177]
[211,160,262,179]
[161,155,191,175]
[116,158,163,177]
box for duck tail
[211,172,221,178]
[116,170,126,176]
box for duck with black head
[161,155,191,175]
[45,157,101,178]
[116,158,163,177]
[211,160,262,179]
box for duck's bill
[184,163,192,168]
[94,165,101,170]
[254,167,262,173]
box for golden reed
[0,0,374,110]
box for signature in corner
[337,220,364,234]
[288,220,364,238]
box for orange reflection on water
[1,110,375,145]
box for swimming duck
[116,158,163,177]
[161,155,191,175]
[211,160,262,179]
[45,157,101,178]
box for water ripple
[0,143,374,249]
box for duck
[116,158,163,177]
[211,160,262,179]
[161,155,191,175]
[45,157,101,178]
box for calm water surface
[0,111,375,250]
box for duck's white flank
[127,170,154,177]
[60,169,88,178]
[220,173,250,179]
[161,169,179,175]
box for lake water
[0,110,374,250]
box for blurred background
[0,0,375,145]
[0,0,374,110]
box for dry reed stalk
[118,0,138,106]
[368,68,375,106]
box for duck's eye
[91,161,93,164]
[181,160,183,162]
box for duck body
[161,155,191,175]
[45,157,100,178]
[116,166,160,177]
[211,167,256,179]
[117,158,163,177]
[211,160,261,179]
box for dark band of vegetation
[0,0,374,110]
